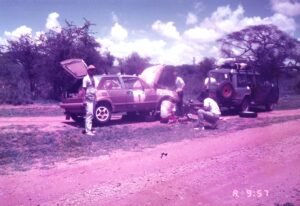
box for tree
[119,52,150,75]
[38,20,100,99]
[0,55,32,104]
[3,20,115,101]
[198,57,216,77]
[6,34,41,98]
[218,24,300,80]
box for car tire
[239,111,257,118]
[94,103,112,124]
[217,82,235,101]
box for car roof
[100,74,138,78]
[210,68,260,75]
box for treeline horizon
[0,20,299,105]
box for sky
[0,0,300,65]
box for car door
[98,76,131,112]
[121,76,143,111]
[139,79,158,110]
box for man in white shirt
[82,65,98,136]
[194,91,221,130]
[174,71,185,116]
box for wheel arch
[96,99,113,111]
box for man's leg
[195,109,206,128]
[85,101,94,135]
[196,109,219,129]
[203,112,219,128]
[176,91,184,116]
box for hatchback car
[60,59,178,124]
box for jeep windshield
[208,71,231,82]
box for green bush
[0,60,32,105]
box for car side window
[123,77,143,90]
[98,77,122,90]
[237,74,249,87]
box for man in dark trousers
[174,71,185,116]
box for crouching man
[160,99,177,123]
[194,91,221,130]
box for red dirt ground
[0,107,299,206]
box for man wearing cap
[82,65,99,136]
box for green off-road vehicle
[204,62,279,112]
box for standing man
[82,65,98,136]
[175,71,185,116]
[194,91,221,130]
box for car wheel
[70,114,84,123]
[94,103,112,124]
[240,98,250,112]
[217,82,234,101]
[239,111,257,118]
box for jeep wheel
[94,103,112,124]
[217,82,234,101]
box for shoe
[91,130,96,134]
[187,113,193,119]
[86,131,95,136]
[194,126,205,131]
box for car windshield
[123,77,143,90]
[209,72,230,82]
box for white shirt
[160,100,176,119]
[175,76,185,92]
[204,97,221,115]
[82,75,100,101]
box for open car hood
[140,65,176,90]
[139,65,164,87]
[60,59,87,79]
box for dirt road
[0,107,299,206]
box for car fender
[95,98,113,111]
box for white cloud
[46,12,61,32]
[271,0,300,16]
[183,27,221,43]
[97,4,298,65]
[98,37,166,63]
[4,25,32,39]
[186,12,198,25]
[152,20,180,39]
[110,23,128,41]
[194,2,205,11]
[111,11,119,23]
[200,4,296,34]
